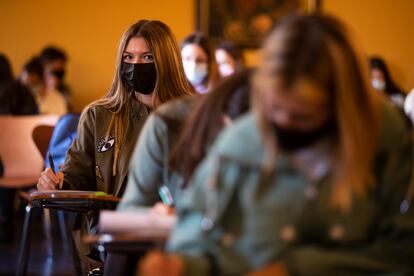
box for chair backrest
[0,115,59,187]
[32,125,55,160]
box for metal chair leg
[57,210,68,247]
[70,231,84,276]
[42,208,53,257]
[16,204,34,276]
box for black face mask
[121,62,157,95]
[52,69,65,80]
[274,122,336,151]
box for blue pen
[158,186,174,206]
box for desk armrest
[29,190,120,212]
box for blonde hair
[253,14,380,212]
[87,19,194,175]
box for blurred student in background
[19,56,44,97]
[139,14,414,276]
[40,46,73,111]
[0,53,38,243]
[108,69,250,276]
[20,56,67,115]
[215,40,244,78]
[0,53,38,115]
[118,69,251,214]
[181,32,220,93]
[370,56,406,108]
[403,87,414,125]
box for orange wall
[324,0,414,93]
[0,0,194,112]
[1,0,413,112]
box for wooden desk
[30,190,120,213]
[16,190,120,276]
[85,232,168,254]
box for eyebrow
[123,51,152,56]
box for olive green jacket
[61,97,150,197]
[168,102,414,275]
[118,95,197,210]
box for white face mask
[218,63,235,78]
[372,79,386,91]
[183,61,208,86]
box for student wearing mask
[106,70,250,276]
[36,19,194,197]
[40,46,73,111]
[36,19,194,274]
[215,40,244,78]
[19,56,44,97]
[139,14,414,275]
[20,56,67,115]
[181,32,220,94]
[370,56,406,108]
[118,69,251,214]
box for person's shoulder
[211,112,265,165]
[83,101,113,117]
[380,99,410,131]
[78,102,112,128]
[155,95,199,120]
[378,99,412,149]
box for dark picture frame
[196,0,321,48]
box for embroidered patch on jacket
[97,137,115,153]
[95,165,104,181]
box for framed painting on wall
[196,0,321,48]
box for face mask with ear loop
[371,79,386,91]
[274,122,337,151]
[183,61,208,86]
[121,62,157,95]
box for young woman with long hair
[37,19,194,196]
[139,14,414,276]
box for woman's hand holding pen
[36,167,64,191]
[150,202,175,216]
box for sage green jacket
[118,96,197,210]
[168,102,414,275]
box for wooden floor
[0,207,75,276]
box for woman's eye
[123,54,133,61]
[142,54,154,62]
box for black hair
[40,46,67,62]
[370,56,404,96]
[216,40,243,64]
[0,53,13,83]
[23,56,43,78]
[181,32,212,60]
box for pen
[158,185,174,206]
[48,152,56,174]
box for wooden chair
[0,115,58,187]
[0,115,58,276]
[32,125,55,160]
